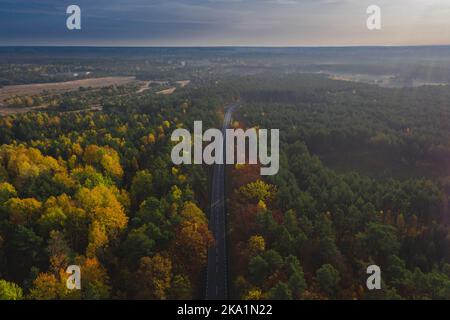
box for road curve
[205,103,238,300]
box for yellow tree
[135,255,172,300]
[1,145,63,188]
[179,201,207,225]
[6,198,42,226]
[171,220,213,279]
[0,182,17,204]
[28,269,80,300]
[238,180,277,204]
[28,273,60,300]
[83,145,123,179]
[76,185,128,256]
[247,235,266,257]
[243,288,262,300]
[77,256,111,299]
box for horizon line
[1,44,450,49]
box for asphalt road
[205,103,237,300]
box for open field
[327,73,449,88]
[327,73,396,87]
[0,105,45,116]
[137,80,190,94]
[175,80,190,87]
[136,81,152,93]
[0,76,136,104]
[156,87,176,95]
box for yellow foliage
[180,202,207,224]
[0,145,64,187]
[28,269,79,300]
[38,206,67,232]
[92,206,128,234]
[6,197,42,225]
[72,143,83,156]
[170,185,182,202]
[257,200,267,211]
[248,235,266,256]
[76,185,128,256]
[101,154,124,178]
[76,256,111,297]
[238,180,277,203]
[173,219,213,275]
[45,194,85,221]
[136,255,172,300]
[147,133,156,144]
[87,220,108,257]
[53,171,76,190]
[243,288,262,300]
[117,125,128,134]
[28,273,60,300]
[68,155,77,169]
[76,185,127,227]
[0,182,17,203]
[83,145,123,178]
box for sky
[0,0,450,46]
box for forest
[0,49,449,300]
[0,80,233,299]
[226,74,450,299]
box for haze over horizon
[1,0,450,46]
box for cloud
[0,0,449,45]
